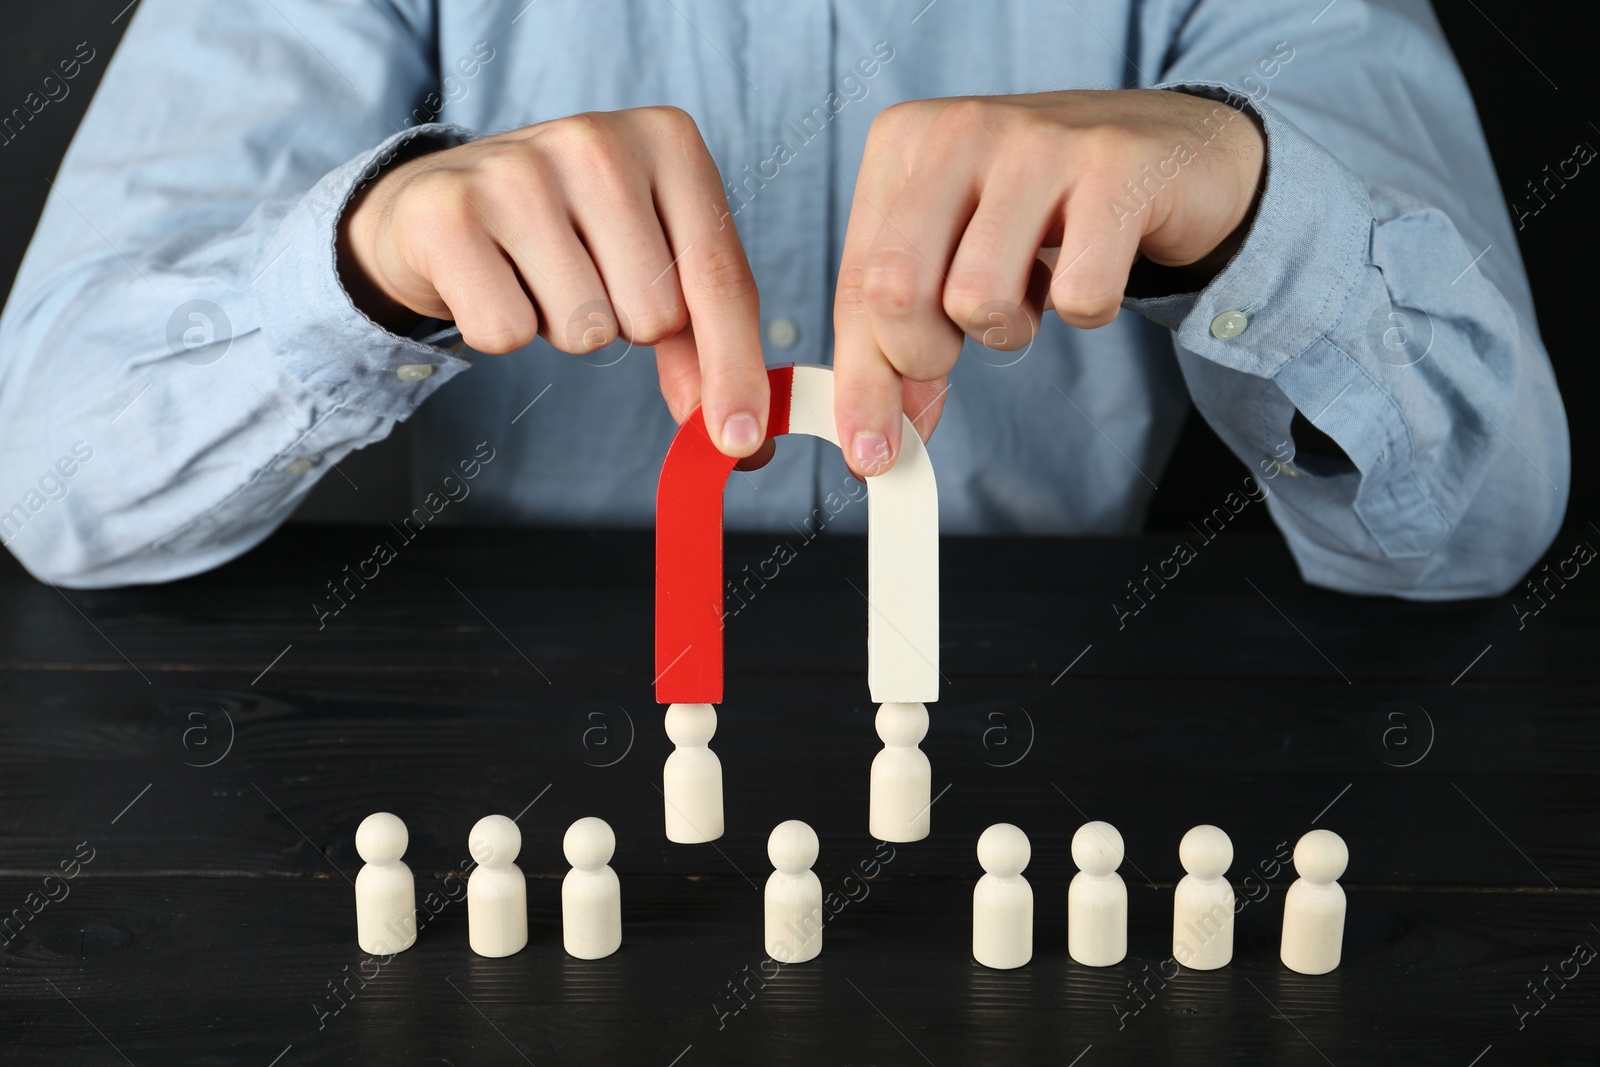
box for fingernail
[722,412,761,453]
[852,431,889,475]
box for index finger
[832,167,908,478]
[649,113,768,458]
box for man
[0,0,1568,596]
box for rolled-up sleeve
[1124,0,1569,599]
[0,0,478,587]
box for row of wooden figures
[978,822,1348,975]
[354,812,621,959]
[355,811,1348,975]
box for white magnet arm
[786,365,939,702]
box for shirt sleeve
[1122,0,1570,599]
[0,0,481,588]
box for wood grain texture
[1,877,1596,1065]
[0,525,1595,1063]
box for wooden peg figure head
[768,820,819,876]
[665,702,716,747]
[356,812,408,866]
[875,702,929,746]
[1293,829,1348,884]
[1071,821,1124,876]
[564,817,616,871]
[977,823,1030,879]
[1179,825,1233,879]
[470,814,521,868]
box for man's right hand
[339,106,770,460]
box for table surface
[0,524,1595,1066]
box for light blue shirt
[0,0,1569,596]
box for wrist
[337,200,422,335]
[336,143,451,337]
[1128,91,1266,298]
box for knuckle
[469,318,537,355]
[691,244,757,301]
[636,105,707,161]
[835,264,868,311]
[639,104,697,134]
[403,169,479,232]
[460,147,556,213]
[862,251,935,315]
[930,97,992,138]
[890,337,960,382]
[1052,286,1121,329]
[560,301,619,352]
[966,302,1034,350]
[866,100,918,151]
[471,139,534,182]
[833,265,871,337]
[558,113,629,171]
[556,110,607,142]
[462,153,564,222]
[626,298,689,344]
[925,98,1021,156]
[941,273,997,324]
[1075,124,1142,171]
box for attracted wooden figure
[663,702,724,843]
[869,701,932,842]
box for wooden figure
[1068,820,1127,967]
[354,812,416,955]
[1281,829,1348,975]
[972,823,1033,969]
[562,817,621,960]
[764,820,822,964]
[1172,824,1234,970]
[663,702,724,843]
[467,814,527,958]
[870,702,931,842]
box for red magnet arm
[655,365,794,703]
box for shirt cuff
[1123,82,1457,560]
[1120,80,1372,376]
[251,123,480,420]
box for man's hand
[339,106,770,460]
[833,89,1266,476]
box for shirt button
[1210,310,1249,339]
[766,318,800,350]
[396,363,435,382]
[283,458,315,475]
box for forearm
[1128,88,1567,595]
[1117,0,1569,598]
[0,125,474,587]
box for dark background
[0,8,1596,1061]
[0,0,1593,535]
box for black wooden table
[0,525,1595,1065]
